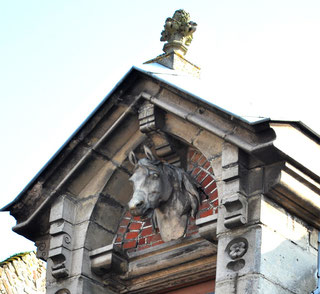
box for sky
[0,0,320,261]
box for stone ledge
[89,236,217,294]
[267,163,320,229]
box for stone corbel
[138,100,164,133]
[48,195,75,280]
[138,100,182,166]
[90,244,127,276]
[35,237,50,261]
[196,214,218,244]
[221,193,248,229]
[220,143,248,230]
[49,247,71,279]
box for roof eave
[1,67,139,212]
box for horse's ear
[129,151,138,166]
[144,145,156,161]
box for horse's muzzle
[128,191,146,216]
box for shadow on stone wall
[260,225,317,294]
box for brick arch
[114,147,218,252]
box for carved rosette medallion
[226,237,248,260]
[225,237,248,271]
[228,241,247,259]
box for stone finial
[160,9,197,56]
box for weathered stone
[160,9,197,56]
[67,155,109,196]
[221,193,248,229]
[310,228,319,250]
[2,31,320,294]
[260,225,316,293]
[145,52,201,77]
[84,222,115,251]
[95,114,139,159]
[222,143,239,168]
[90,194,124,232]
[216,274,299,294]
[222,165,239,181]
[260,197,310,250]
[196,214,218,244]
[103,169,132,206]
[216,225,262,283]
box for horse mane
[161,163,201,218]
[135,156,202,218]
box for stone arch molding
[45,91,250,293]
[71,94,227,251]
[137,98,224,190]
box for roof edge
[1,67,138,212]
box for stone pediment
[2,66,276,237]
[2,65,320,293]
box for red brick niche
[114,148,218,252]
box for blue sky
[1,0,320,261]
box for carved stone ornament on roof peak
[160,9,197,55]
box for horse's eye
[151,173,159,179]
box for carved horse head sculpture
[128,146,201,242]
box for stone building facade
[2,10,320,294]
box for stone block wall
[259,197,318,293]
[216,195,318,294]
[0,251,46,294]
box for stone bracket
[49,247,71,279]
[35,236,50,261]
[138,100,182,166]
[196,214,218,244]
[48,195,75,280]
[138,101,164,133]
[90,244,128,276]
[221,193,248,229]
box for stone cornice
[89,236,217,294]
[4,85,278,239]
[3,67,318,248]
[267,162,320,229]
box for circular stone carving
[226,237,248,260]
[227,259,245,271]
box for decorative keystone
[160,9,197,55]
